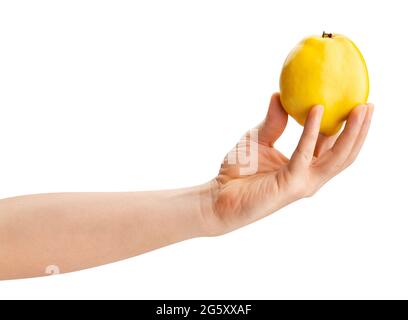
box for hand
[205,93,374,235]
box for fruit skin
[279,33,369,136]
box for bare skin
[0,93,374,280]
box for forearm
[0,184,213,280]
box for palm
[214,120,290,230]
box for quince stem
[322,31,333,38]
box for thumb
[258,93,288,147]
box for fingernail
[315,105,324,117]
[367,104,374,119]
[358,105,367,122]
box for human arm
[0,93,373,280]
[0,186,213,279]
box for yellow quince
[279,32,369,136]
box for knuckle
[295,148,310,164]
[304,130,318,144]
[304,187,318,198]
[303,182,321,198]
[289,166,323,199]
[346,154,357,167]
[342,159,354,171]
[289,173,309,199]
[302,175,320,198]
[332,161,344,173]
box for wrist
[195,179,229,237]
[164,182,220,238]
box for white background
[0,0,407,299]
